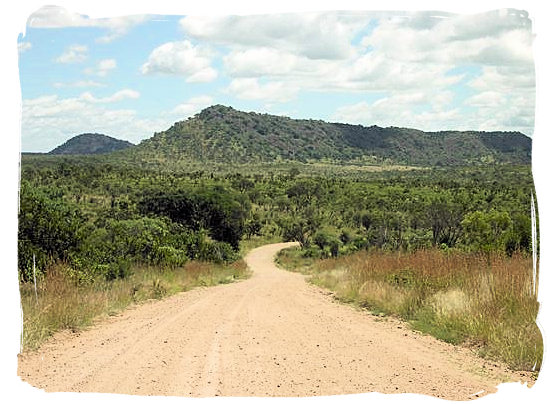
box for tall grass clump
[280,248,541,371]
[20,260,249,351]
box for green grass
[276,247,542,373]
[19,260,250,351]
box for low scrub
[20,260,250,351]
[277,247,541,372]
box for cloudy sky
[18,5,535,152]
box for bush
[18,182,83,281]
[138,186,248,250]
[72,217,170,280]
[198,240,239,263]
[151,246,188,268]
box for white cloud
[27,5,148,43]
[334,103,460,131]
[141,41,217,83]
[462,64,535,135]
[170,95,213,117]
[22,91,166,151]
[23,90,140,119]
[79,89,140,103]
[18,41,31,53]
[223,48,308,77]
[226,78,298,103]
[469,65,535,91]
[466,91,508,107]
[333,90,460,131]
[213,9,534,135]
[180,12,369,60]
[53,80,105,88]
[194,11,530,105]
[361,10,533,66]
[55,44,88,64]
[84,59,117,77]
[334,84,533,135]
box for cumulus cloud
[469,65,535,91]
[334,83,533,135]
[223,48,303,77]
[226,78,298,103]
[84,59,117,77]
[206,9,527,115]
[53,80,105,88]
[333,90,460,130]
[170,95,214,117]
[466,91,508,107]
[79,89,140,103]
[180,12,368,60]
[55,44,88,64]
[361,9,533,66]
[22,90,166,151]
[463,63,534,135]
[23,90,139,119]
[141,41,217,83]
[27,5,148,43]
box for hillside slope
[129,105,531,166]
[50,133,134,155]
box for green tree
[18,181,83,281]
[461,210,512,252]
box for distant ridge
[128,105,531,166]
[49,133,134,155]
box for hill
[49,133,134,155]
[128,105,531,166]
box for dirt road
[18,242,529,399]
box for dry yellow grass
[279,248,542,371]
[20,260,250,351]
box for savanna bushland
[18,106,540,373]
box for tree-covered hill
[127,105,531,166]
[49,133,134,155]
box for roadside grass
[276,247,542,372]
[19,260,250,351]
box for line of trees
[18,158,535,282]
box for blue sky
[18,6,535,152]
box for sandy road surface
[18,242,530,399]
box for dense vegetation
[17,105,539,371]
[49,133,134,155]
[126,105,531,166]
[19,155,535,283]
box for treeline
[18,157,535,282]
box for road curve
[18,242,527,399]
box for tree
[138,186,248,250]
[461,210,512,253]
[505,213,532,255]
[425,195,465,247]
[18,181,83,281]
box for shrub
[151,246,188,268]
[198,240,238,263]
[72,217,170,280]
[138,186,248,250]
[18,181,83,281]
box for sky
[18,6,535,152]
